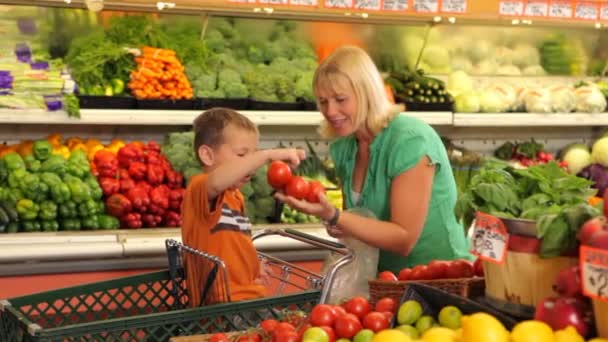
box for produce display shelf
[452,112,608,127]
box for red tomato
[260,319,279,333]
[427,260,449,279]
[285,176,310,200]
[209,333,230,342]
[272,330,299,342]
[306,180,325,203]
[445,259,475,279]
[410,265,430,281]
[320,326,336,342]
[374,297,397,314]
[344,296,371,320]
[267,161,292,189]
[309,304,336,327]
[332,305,347,318]
[334,313,363,339]
[377,271,398,282]
[397,268,413,281]
[382,311,394,323]
[362,311,390,333]
[275,322,296,333]
[473,258,484,277]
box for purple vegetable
[17,18,37,35]
[578,163,608,197]
[43,95,63,111]
[30,61,49,71]
[14,43,31,63]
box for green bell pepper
[4,188,22,205]
[58,201,77,218]
[68,150,88,164]
[6,222,19,233]
[64,175,91,203]
[60,218,81,231]
[41,172,71,204]
[40,155,66,174]
[83,176,102,200]
[16,199,39,220]
[33,140,53,161]
[39,200,58,220]
[81,215,99,230]
[78,198,99,217]
[0,159,8,184]
[21,220,41,232]
[40,172,62,185]
[8,169,28,189]
[3,152,25,171]
[97,201,105,214]
[97,214,120,230]
[23,155,41,173]
[41,220,59,232]
[19,173,47,202]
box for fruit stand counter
[0,224,328,298]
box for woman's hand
[274,192,348,238]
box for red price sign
[470,212,509,264]
[581,246,608,302]
[525,0,549,16]
[500,0,524,15]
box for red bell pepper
[121,212,142,229]
[117,143,145,168]
[118,168,130,180]
[106,193,133,218]
[146,151,162,165]
[146,141,161,153]
[136,181,153,194]
[99,177,120,196]
[95,150,119,178]
[128,161,147,180]
[126,186,150,212]
[165,170,184,189]
[148,204,166,216]
[120,178,135,193]
[169,188,184,210]
[150,185,170,209]
[147,164,164,185]
[164,210,182,227]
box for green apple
[352,329,374,342]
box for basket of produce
[368,259,485,305]
[385,69,454,112]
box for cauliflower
[575,86,607,113]
[525,89,553,113]
[549,86,575,113]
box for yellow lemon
[588,339,608,342]
[421,327,458,342]
[511,320,554,342]
[372,329,412,342]
[460,313,509,342]
[554,326,584,342]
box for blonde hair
[313,45,402,139]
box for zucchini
[0,206,10,226]
[6,222,19,233]
[0,201,18,222]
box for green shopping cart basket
[0,228,353,341]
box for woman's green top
[329,114,471,273]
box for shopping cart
[0,228,352,341]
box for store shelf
[404,112,453,125]
[453,113,608,127]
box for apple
[553,266,582,297]
[473,258,484,277]
[534,296,557,326]
[534,296,591,338]
[578,216,607,245]
[589,229,608,249]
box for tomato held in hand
[306,180,326,203]
[309,304,336,327]
[344,296,371,320]
[267,161,292,189]
[377,271,398,282]
[285,176,310,200]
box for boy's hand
[268,148,306,167]
[275,191,335,221]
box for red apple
[578,216,607,245]
[553,266,582,297]
[473,258,484,277]
[589,229,608,249]
[552,297,591,338]
[534,296,557,326]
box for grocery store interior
[1,0,608,341]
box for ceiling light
[595,22,602,29]
[511,19,520,25]
[433,16,442,22]
[156,2,175,10]
[360,12,368,18]
[448,17,456,23]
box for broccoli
[274,73,296,103]
[243,66,278,102]
[204,30,226,53]
[222,82,249,99]
[211,18,238,40]
[203,88,226,99]
[241,182,255,199]
[255,197,276,218]
[294,71,314,101]
[291,57,318,72]
[217,69,242,88]
[192,72,218,96]
[245,202,256,218]
[247,45,266,65]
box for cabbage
[549,85,575,113]
[524,89,552,113]
[512,43,541,68]
[479,88,509,113]
[454,91,480,113]
[575,86,607,113]
[469,40,492,63]
[513,87,530,112]
[562,143,592,174]
[446,70,473,97]
[497,65,522,76]
[474,59,498,75]
[450,55,474,73]
[494,47,514,65]
[592,137,608,167]
[522,65,546,76]
[422,45,450,70]
[402,35,425,69]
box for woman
[275,45,471,274]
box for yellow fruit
[415,315,436,335]
[588,339,608,342]
[460,313,509,342]
[372,329,412,342]
[397,325,420,339]
[554,326,584,342]
[422,327,457,342]
[398,300,423,325]
[511,320,554,342]
[438,305,463,329]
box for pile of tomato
[267,161,325,202]
[377,259,484,282]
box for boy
[181,107,305,307]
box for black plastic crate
[403,101,453,112]
[137,99,196,110]
[250,100,301,111]
[78,96,137,109]
[300,101,317,111]
[198,98,250,110]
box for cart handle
[253,228,347,254]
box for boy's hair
[313,45,402,139]
[193,107,258,160]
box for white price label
[575,2,598,20]
[259,0,289,3]
[525,1,548,16]
[290,0,318,5]
[470,212,509,264]
[442,0,466,13]
[499,0,524,15]
[228,0,257,3]
[581,246,608,301]
[355,0,380,10]
[549,1,573,18]
[324,0,353,7]
[601,5,608,20]
[383,0,408,11]
[413,0,439,12]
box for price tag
[228,0,257,3]
[525,1,548,16]
[290,0,318,5]
[575,1,598,20]
[549,1,573,18]
[413,0,439,12]
[355,0,380,10]
[383,0,408,11]
[580,246,608,302]
[470,212,509,264]
[601,4,608,20]
[324,0,353,8]
[441,0,467,13]
[499,0,524,15]
[259,0,288,3]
